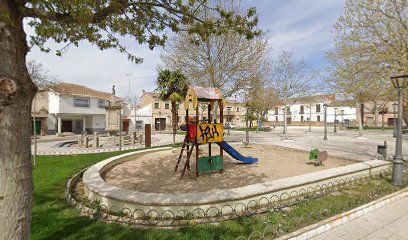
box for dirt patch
[103,144,356,193]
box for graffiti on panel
[197,124,223,143]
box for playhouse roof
[191,86,223,100]
[184,86,224,110]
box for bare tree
[270,51,314,139]
[27,60,58,88]
[333,0,407,124]
[326,44,395,136]
[335,0,407,70]
[161,0,269,98]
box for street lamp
[245,103,250,145]
[393,102,398,138]
[158,111,162,134]
[308,104,312,132]
[323,103,328,140]
[334,107,338,133]
[227,108,231,135]
[390,70,408,186]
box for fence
[66,168,392,230]
[35,136,242,156]
[36,140,182,156]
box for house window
[275,107,279,115]
[275,116,278,121]
[98,99,105,108]
[74,98,90,107]
[176,103,180,109]
[301,116,304,121]
[316,104,321,113]
[165,103,170,109]
[300,105,304,114]
[236,107,240,112]
[317,115,321,122]
[154,102,160,109]
[136,120,143,129]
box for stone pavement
[229,127,408,162]
[310,195,408,240]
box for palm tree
[156,69,189,144]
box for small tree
[270,51,314,139]
[156,69,188,144]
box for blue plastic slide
[217,141,258,164]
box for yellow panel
[197,123,223,143]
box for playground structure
[175,86,257,178]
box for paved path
[229,127,408,162]
[310,196,408,240]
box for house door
[155,118,166,131]
[32,120,41,134]
[61,120,73,132]
[74,120,83,133]
[388,118,396,126]
[122,120,129,133]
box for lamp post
[158,111,162,134]
[393,102,398,138]
[227,108,231,135]
[308,104,312,132]
[245,103,250,145]
[323,103,328,140]
[390,70,408,186]
[118,109,122,151]
[341,109,344,129]
[334,107,338,133]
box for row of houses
[32,82,398,136]
[267,94,397,127]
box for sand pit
[103,144,356,194]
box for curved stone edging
[82,148,391,216]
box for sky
[26,0,345,99]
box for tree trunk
[356,102,363,137]
[374,103,379,128]
[0,1,36,239]
[171,101,177,144]
[283,105,288,139]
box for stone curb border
[83,149,390,206]
[277,187,408,240]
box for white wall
[93,115,105,129]
[48,92,106,115]
[267,102,357,124]
[129,105,152,131]
[47,114,57,131]
[48,92,60,113]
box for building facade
[362,101,398,127]
[136,90,248,131]
[267,94,358,126]
[32,82,132,135]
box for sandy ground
[103,144,356,193]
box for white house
[45,83,112,135]
[267,94,357,126]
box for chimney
[142,90,145,95]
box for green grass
[31,148,406,240]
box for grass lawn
[31,148,406,240]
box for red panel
[187,124,197,141]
